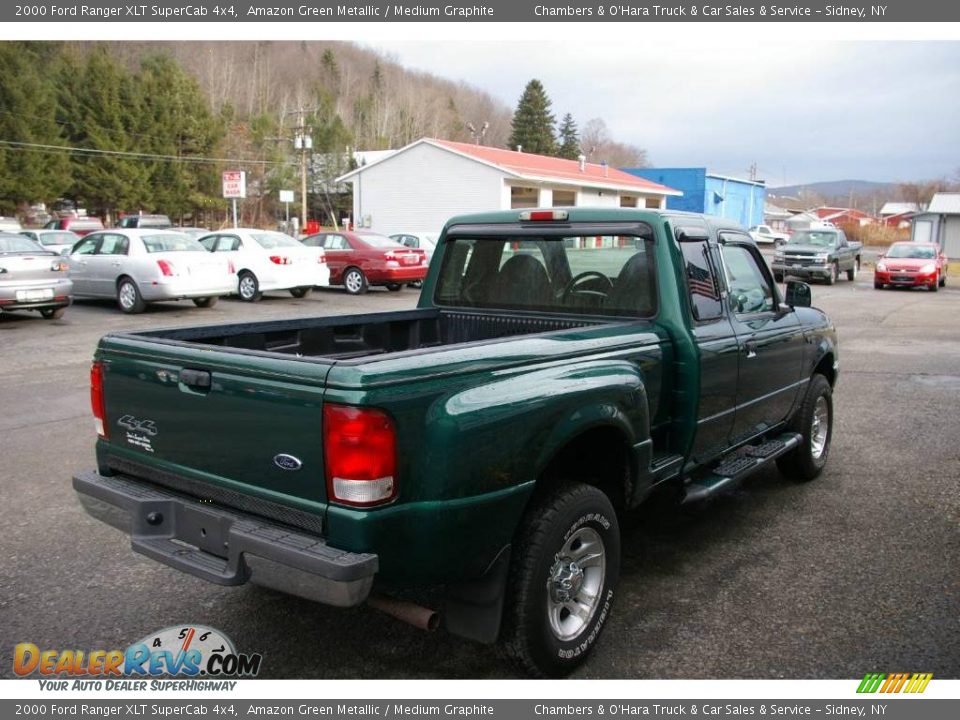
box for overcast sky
[367,41,959,187]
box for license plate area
[16,288,54,302]
[174,504,232,557]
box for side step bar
[682,432,802,504]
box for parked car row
[1,226,431,319]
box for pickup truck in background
[748,224,789,245]
[771,227,862,285]
[74,208,838,677]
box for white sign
[279,190,295,203]
[222,171,246,199]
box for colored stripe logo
[857,673,933,693]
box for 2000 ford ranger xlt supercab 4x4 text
[74,208,838,677]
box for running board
[682,433,802,504]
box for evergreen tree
[557,113,580,160]
[508,79,557,156]
[137,54,223,221]
[58,46,149,219]
[0,42,71,214]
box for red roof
[814,206,874,221]
[430,139,678,195]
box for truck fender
[437,357,648,472]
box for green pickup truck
[74,208,838,677]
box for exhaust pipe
[367,594,440,631]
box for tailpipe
[367,594,440,631]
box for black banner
[4,0,960,23]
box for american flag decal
[687,262,717,299]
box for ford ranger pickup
[74,208,838,677]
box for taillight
[323,404,397,507]
[50,260,69,272]
[384,252,397,262]
[227,260,236,274]
[317,254,326,265]
[269,255,291,265]
[91,361,107,439]
[157,259,176,276]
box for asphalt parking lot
[1,273,958,680]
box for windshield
[0,235,48,254]
[435,230,657,317]
[787,230,839,247]
[252,232,301,249]
[357,233,405,249]
[141,233,205,253]
[886,244,936,259]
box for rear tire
[777,374,833,482]
[385,283,403,292]
[501,482,620,678]
[40,307,66,320]
[290,287,311,298]
[117,277,146,314]
[343,267,368,295]
[193,296,218,308]
[940,273,947,287]
[874,281,883,290]
[238,272,261,302]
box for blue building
[621,167,766,228]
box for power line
[0,139,293,167]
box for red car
[44,216,105,237]
[874,242,949,291]
[302,230,427,294]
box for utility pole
[749,162,758,182]
[284,105,318,233]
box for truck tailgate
[96,335,332,515]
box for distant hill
[770,180,896,198]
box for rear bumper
[0,279,73,311]
[365,265,428,284]
[73,470,377,607]
[140,278,235,302]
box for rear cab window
[434,226,657,318]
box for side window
[324,234,348,250]
[199,235,218,251]
[720,244,774,315]
[680,241,723,321]
[216,235,241,252]
[97,234,129,255]
[72,236,100,255]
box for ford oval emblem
[273,454,303,471]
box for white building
[335,138,681,236]
[912,192,960,258]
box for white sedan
[198,229,329,301]
[68,229,236,314]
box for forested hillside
[0,41,643,226]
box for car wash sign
[222,171,247,199]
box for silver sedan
[68,229,236,314]
[0,232,73,320]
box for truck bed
[135,308,606,361]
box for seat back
[493,254,553,306]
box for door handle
[111,261,122,267]
[745,341,758,359]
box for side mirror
[785,280,812,308]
